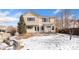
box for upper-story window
[27,17,35,21]
[42,18,50,22]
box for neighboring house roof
[0,25,16,32]
[0,26,7,30]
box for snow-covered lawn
[20,33,79,50]
[0,33,79,50]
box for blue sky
[0,9,79,27]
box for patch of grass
[16,33,33,40]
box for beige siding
[23,12,56,33]
[26,26,36,33]
[23,15,39,26]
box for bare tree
[57,9,75,40]
[58,9,70,33]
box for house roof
[23,11,55,18]
[23,11,40,16]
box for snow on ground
[20,33,79,50]
[0,42,14,50]
[0,33,79,50]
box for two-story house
[23,12,56,33]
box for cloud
[0,10,18,23]
[53,9,61,14]
[0,11,10,16]
[0,16,17,23]
[14,12,23,17]
[0,10,24,26]
[68,14,75,19]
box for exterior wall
[44,26,51,32]
[44,25,55,32]
[51,26,56,32]
[50,17,56,24]
[39,17,56,32]
[23,13,39,26]
[26,26,36,33]
[50,17,56,32]
[23,12,56,33]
